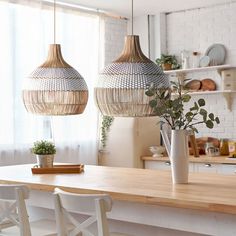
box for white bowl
[149,146,165,157]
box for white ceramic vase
[170,130,189,184]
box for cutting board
[201,78,216,91]
[185,80,201,91]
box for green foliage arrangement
[101,116,114,149]
[31,140,56,155]
[145,80,220,133]
[156,54,181,70]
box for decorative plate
[205,44,226,66]
[199,56,210,67]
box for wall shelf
[167,65,236,111]
[164,65,233,75]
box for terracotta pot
[162,63,172,71]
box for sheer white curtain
[0,0,99,165]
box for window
[0,0,99,164]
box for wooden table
[0,164,236,236]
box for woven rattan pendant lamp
[94,0,169,117]
[22,0,88,115]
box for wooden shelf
[164,65,233,75]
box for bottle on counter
[220,139,229,156]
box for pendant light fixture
[22,0,88,115]
[94,0,169,117]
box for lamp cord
[131,0,133,35]
[54,0,56,44]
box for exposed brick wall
[166,2,236,139]
[103,16,127,65]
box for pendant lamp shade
[22,44,88,115]
[94,35,169,117]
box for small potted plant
[145,80,220,183]
[156,54,181,71]
[31,140,56,168]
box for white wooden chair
[0,184,56,236]
[54,188,133,236]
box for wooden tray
[31,164,84,174]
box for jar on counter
[220,139,229,156]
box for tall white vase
[170,130,189,184]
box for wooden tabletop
[142,155,236,164]
[1,164,236,214]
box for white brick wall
[166,2,236,139]
[103,16,127,65]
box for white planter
[170,130,189,184]
[36,154,54,168]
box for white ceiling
[64,0,233,17]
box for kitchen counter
[0,164,236,214]
[142,155,236,164]
[0,164,236,235]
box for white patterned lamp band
[22,44,88,116]
[94,35,169,117]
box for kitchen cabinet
[144,160,195,172]
[144,160,171,170]
[193,163,220,173]
[219,164,236,175]
[143,158,236,174]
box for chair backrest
[0,184,31,236]
[54,188,113,236]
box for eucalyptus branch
[145,80,220,133]
[183,112,198,129]
[186,121,205,128]
[162,115,174,129]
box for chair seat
[0,219,56,236]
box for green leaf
[164,90,170,98]
[190,102,199,111]
[206,120,214,129]
[208,113,214,121]
[145,90,154,97]
[199,108,207,116]
[172,98,180,106]
[186,111,193,117]
[183,79,191,83]
[182,94,191,102]
[149,100,157,108]
[170,81,177,85]
[191,127,198,133]
[215,117,220,124]
[198,99,205,107]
